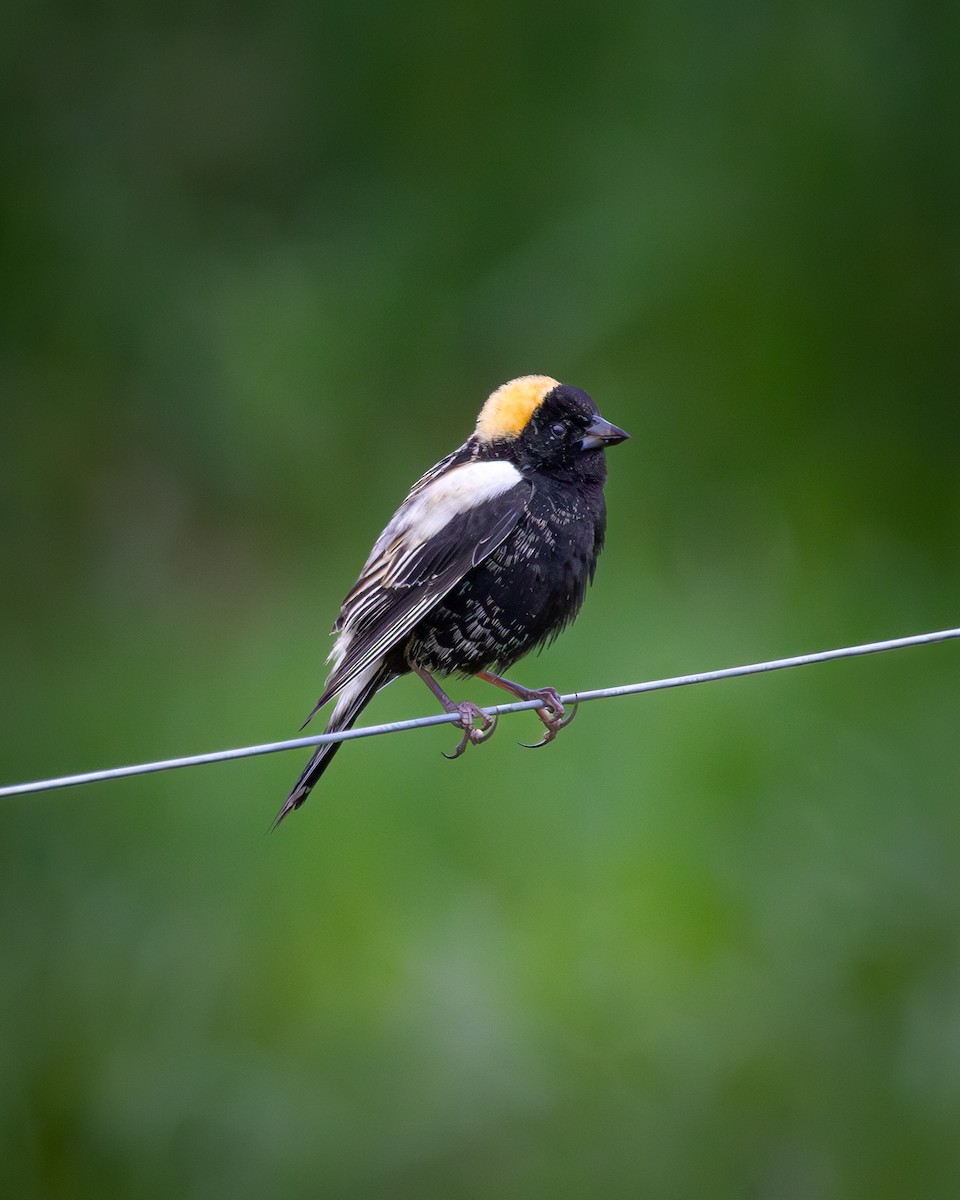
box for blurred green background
[2,0,959,1196]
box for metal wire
[1,627,957,799]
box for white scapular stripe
[324,459,526,686]
[381,460,523,546]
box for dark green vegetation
[1,2,958,1196]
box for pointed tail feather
[274,667,394,827]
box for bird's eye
[551,423,566,438]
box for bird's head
[474,375,629,477]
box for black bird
[276,375,628,824]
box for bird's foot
[442,702,499,760]
[518,687,579,749]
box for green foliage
[1,0,958,1195]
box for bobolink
[276,375,628,824]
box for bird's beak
[581,414,630,451]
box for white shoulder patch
[385,460,524,545]
[333,459,527,648]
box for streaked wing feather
[319,481,529,706]
[471,500,523,567]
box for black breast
[403,475,607,676]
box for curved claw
[442,731,471,760]
[518,706,562,749]
[474,711,499,743]
[442,703,497,760]
[518,730,555,750]
[518,691,578,749]
[556,697,579,729]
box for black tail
[273,668,394,827]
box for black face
[513,385,628,477]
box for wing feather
[307,462,531,718]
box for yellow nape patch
[475,375,560,442]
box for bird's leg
[476,671,578,749]
[410,663,498,760]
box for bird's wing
[306,460,531,720]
